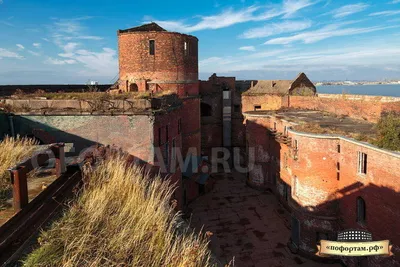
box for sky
[0,0,400,84]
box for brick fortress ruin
[1,22,400,267]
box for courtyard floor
[187,171,340,267]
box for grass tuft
[23,155,213,267]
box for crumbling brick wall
[118,31,198,94]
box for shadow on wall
[0,113,208,210]
[246,119,400,267]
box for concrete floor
[188,171,340,267]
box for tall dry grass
[24,155,213,267]
[0,135,38,209]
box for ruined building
[1,22,400,267]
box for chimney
[251,81,254,88]
[272,81,276,87]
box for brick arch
[129,83,139,92]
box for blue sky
[0,0,400,84]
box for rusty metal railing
[7,143,66,212]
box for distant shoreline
[316,82,400,86]
[316,84,400,97]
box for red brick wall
[181,98,201,157]
[289,96,383,122]
[118,31,198,92]
[242,95,284,112]
[242,94,400,122]
[153,108,183,209]
[338,140,400,265]
[245,113,400,264]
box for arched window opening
[357,197,366,224]
[201,103,212,117]
[130,83,139,92]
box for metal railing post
[53,143,66,177]
[9,166,28,212]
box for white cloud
[45,58,77,65]
[329,3,369,18]
[369,10,400,16]
[28,50,40,56]
[282,0,314,18]
[63,42,80,52]
[41,18,116,76]
[199,43,400,76]
[147,0,316,33]
[239,46,256,51]
[240,20,312,39]
[52,47,117,75]
[264,23,396,45]
[33,43,41,48]
[16,44,25,50]
[0,48,23,59]
[390,0,400,4]
[49,18,103,46]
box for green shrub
[374,112,400,151]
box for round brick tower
[118,23,199,96]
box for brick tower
[117,22,199,96]
[117,22,201,157]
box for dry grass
[12,91,151,100]
[9,89,177,101]
[0,136,38,209]
[23,155,214,267]
[293,123,347,135]
[293,123,377,144]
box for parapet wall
[0,96,182,114]
[289,94,400,123]
[0,84,111,97]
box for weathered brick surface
[10,115,155,162]
[242,95,284,112]
[199,75,236,159]
[118,31,198,93]
[245,113,400,265]
[153,108,184,208]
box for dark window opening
[337,144,341,153]
[283,183,290,202]
[254,105,261,111]
[178,119,182,134]
[337,162,340,171]
[129,83,138,92]
[166,125,169,141]
[199,184,205,195]
[222,82,230,91]
[337,172,340,181]
[357,197,366,224]
[234,105,240,113]
[274,122,277,130]
[273,172,277,185]
[164,143,169,168]
[357,152,367,175]
[201,103,212,117]
[316,232,329,243]
[171,139,176,163]
[149,40,155,55]
[158,128,162,146]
